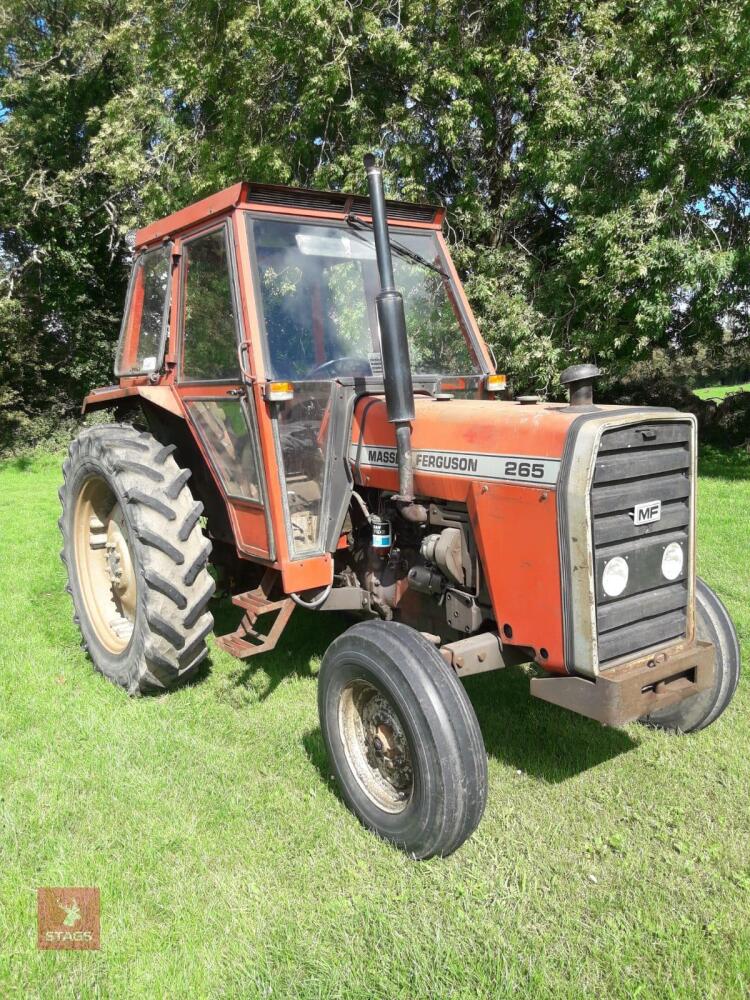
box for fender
[81,384,185,419]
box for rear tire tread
[112,459,165,483]
[184,542,212,587]
[136,529,185,565]
[183,579,217,629]
[124,489,176,521]
[143,569,188,610]
[59,423,215,695]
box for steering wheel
[306,356,373,379]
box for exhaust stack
[364,154,425,521]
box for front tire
[318,620,487,859]
[59,424,215,695]
[641,578,740,733]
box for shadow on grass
[148,595,638,783]
[464,666,639,782]
[210,595,346,706]
[0,454,34,472]
[176,656,213,690]
[698,445,750,480]
[302,727,339,797]
[0,449,68,472]
[301,662,640,791]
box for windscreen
[246,218,481,381]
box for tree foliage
[2,0,750,442]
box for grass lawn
[693,383,750,400]
[0,447,748,999]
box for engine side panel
[467,480,566,671]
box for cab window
[115,246,170,376]
[181,226,240,381]
[247,217,481,381]
[187,399,263,503]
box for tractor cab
[101,180,495,590]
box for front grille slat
[598,423,691,452]
[592,420,692,667]
[594,445,689,483]
[595,529,689,597]
[593,499,689,546]
[597,610,687,662]
[597,581,688,633]
[591,472,690,516]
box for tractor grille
[591,421,693,666]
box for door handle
[238,342,253,383]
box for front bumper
[530,640,715,726]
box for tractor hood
[349,395,586,502]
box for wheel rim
[338,679,414,813]
[73,475,137,653]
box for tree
[2,0,750,449]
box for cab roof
[134,181,444,250]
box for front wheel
[641,578,740,733]
[318,620,487,859]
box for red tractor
[60,156,740,858]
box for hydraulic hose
[290,585,332,610]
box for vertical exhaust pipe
[364,153,426,522]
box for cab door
[174,219,273,560]
[242,214,371,584]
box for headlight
[602,556,629,597]
[661,541,684,581]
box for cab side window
[187,399,262,503]
[115,246,170,376]
[181,227,240,381]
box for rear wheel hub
[73,475,137,653]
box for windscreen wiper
[346,213,450,278]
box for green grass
[693,383,750,400]
[1,448,748,999]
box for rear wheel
[318,620,487,858]
[59,424,215,694]
[641,578,740,733]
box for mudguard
[81,384,185,419]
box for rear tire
[641,578,740,733]
[318,620,487,859]
[59,424,215,695]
